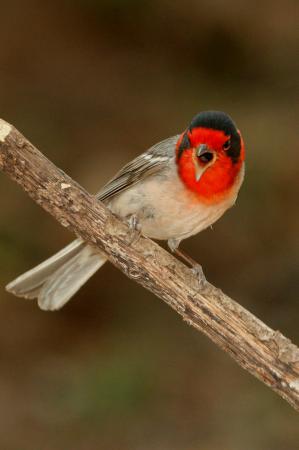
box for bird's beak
[196,144,209,158]
[195,166,202,182]
[193,144,210,182]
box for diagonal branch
[0,118,299,411]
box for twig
[0,118,299,411]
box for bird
[6,110,245,311]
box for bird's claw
[191,264,208,290]
[127,214,141,244]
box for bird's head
[176,111,245,204]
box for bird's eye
[198,152,213,164]
[223,139,231,151]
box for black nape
[189,111,241,163]
[177,132,191,160]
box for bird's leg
[167,238,181,253]
[176,249,208,289]
[167,239,207,289]
[176,248,207,287]
[127,214,142,244]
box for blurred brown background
[0,1,298,449]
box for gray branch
[0,119,298,411]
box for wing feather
[97,135,179,202]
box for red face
[176,126,245,204]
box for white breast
[109,161,244,243]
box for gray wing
[97,135,179,202]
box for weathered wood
[0,118,299,411]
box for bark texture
[0,119,299,411]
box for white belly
[109,164,244,242]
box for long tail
[6,239,107,311]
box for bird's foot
[127,214,142,244]
[191,263,208,290]
[172,246,209,291]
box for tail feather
[6,239,107,310]
[6,239,84,299]
[38,247,106,311]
